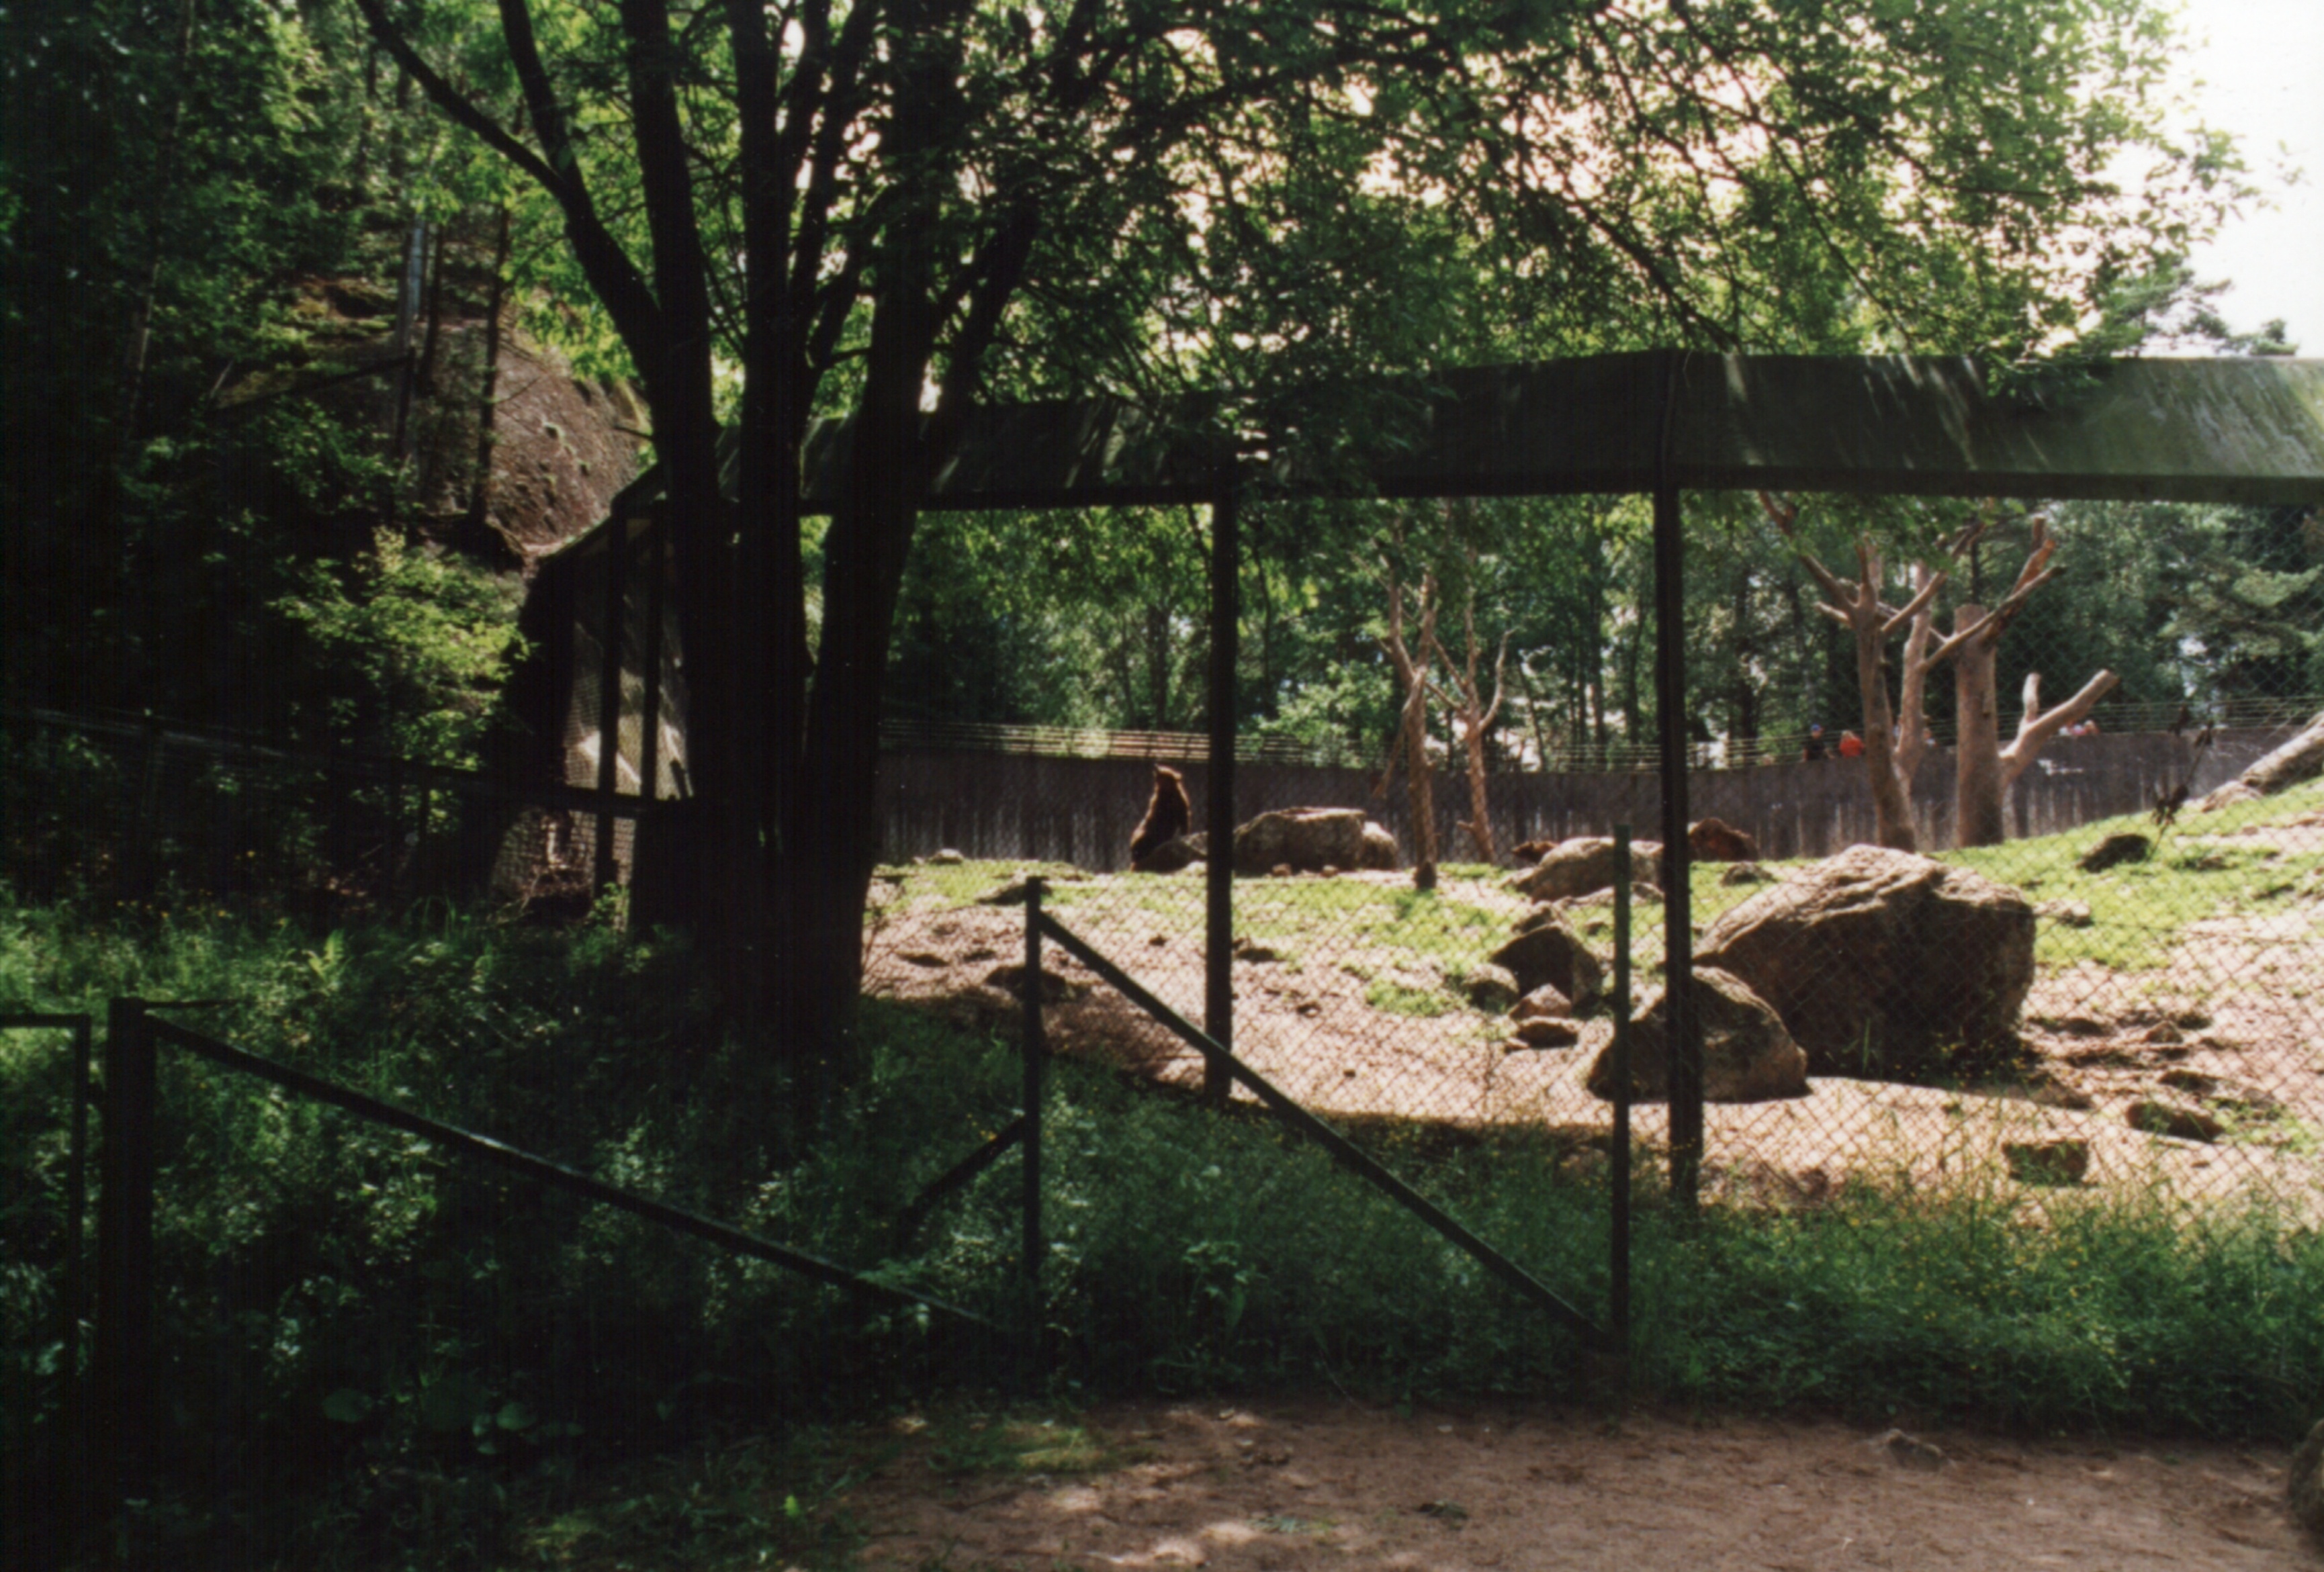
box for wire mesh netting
[862,493,2324,1230]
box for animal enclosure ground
[816,1399,2309,1571]
[864,783,2324,1209]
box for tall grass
[5,892,2323,1568]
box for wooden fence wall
[876,728,2280,872]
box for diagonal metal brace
[892,1114,1028,1250]
[1034,913,1606,1346]
[144,1018,997,1332]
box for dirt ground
[845,1399,2313,1570]
[864,859,2324,1210]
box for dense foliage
[7,892,2324,1567]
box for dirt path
[846,1400,2311,1570]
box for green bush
[6,893,2324,1568]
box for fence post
[1021,880,1047,1379]
[62,1014,94,1494]
[1650,355,1700,1209]
[92,996,156,1557]
[1610,825,1633,1365]
[593,520,631,894]
[124,721,167,899]
[1204,467,1239,1107]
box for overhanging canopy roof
[591,353,2324,541]
[803,352,2324,510]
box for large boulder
[1486,915,1603,1008]
[1696,845,2035,1081]
[1584,967,1808,1104]
[1688,818,1759,862]
[1231,809,1396,875]
[1511,837,1662,903]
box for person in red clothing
[1837,729,1865,758]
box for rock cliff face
[225,252,646,569]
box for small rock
[1720,862,1776,887]
[1462,964,1521,1012]
[2198,780,2262,811]
[1875,1429,1948,1472]
[2078,833,2149,873]
[928,848,967,866]
[2143,1021,2185,1046]
[985,962,1075,1005]
[1510,983,1574,1022]
[2127,1097,2223,1142]
[1510,1017,1581,1049]
[1488,916,1605,1007]
[1149,933,1169,947]
[1271,863,1294,878]
[899,950,950,968]
[2157,1068,2215,1094]
[1233,935,1280,964]
[2004,1140,2090,1186]
[2037,899,2094,927]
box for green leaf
[417,1373,488,1433]
[320,1389,373,1424]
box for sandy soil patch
[864,872,2324,1210]
[844,1399,2311,1571]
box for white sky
[2174,0,2324,351]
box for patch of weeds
[1254,1512,1335,1536]
[928,1412,1116,1477]
[503,1430,883,1572]
[1365,978,1455,1017]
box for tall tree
[348,0,2237,1078]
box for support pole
[1610,824,1633,1354]
[92,997,155,1558]
[1204,469,1239,1107]
[1651,356,1701,1209]
[64,1015,93,1477]
[638,520,667,804]
[592,522,631,893]
[1022,880,1047,1376]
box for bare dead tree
[1762,495,1949,851]
[1949,516,2118,845]
[1425,557,1511,863]
[1378,571,1441,890]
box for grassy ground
[7,786,2324,1567]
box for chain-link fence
[0,706,644,920]
[862,494,2324,1232]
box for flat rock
[2036,898,2094,927]
[1510,1017,1581,1049]
[2127,1096,2223,1142]
[1462,964,1521,1012]
[1511,837,1662,903]
[1720,862,1777,887]
[2078,832,2149,872]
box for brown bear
[1128,765,1194,870]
